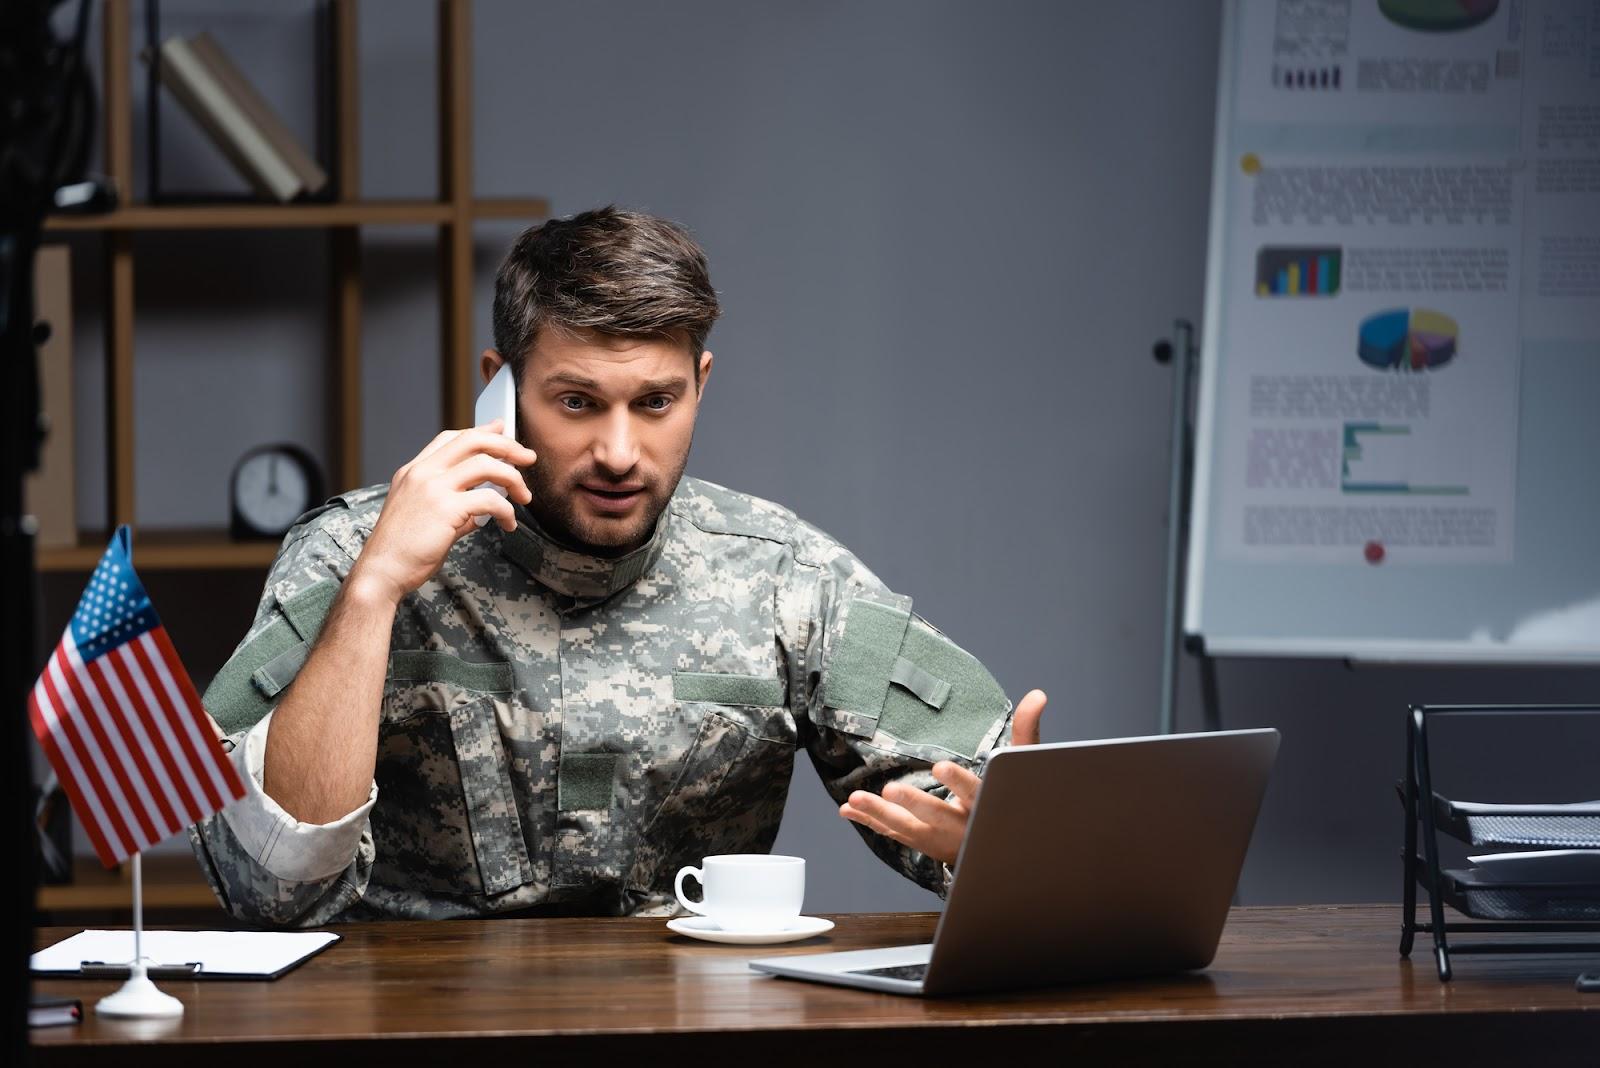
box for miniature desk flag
[28,527,246,1018]
[27,524,243,869]
[28,526,246,867]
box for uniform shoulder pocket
[821,593,1006,759]
[204,578,341,736]
[878,615,1008,760]
[816,593,912,738]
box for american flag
[28,527,245,867]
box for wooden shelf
[36,853,227,926]
[41,1,525,586]
[38,531,280,572]
[44,196,548,231]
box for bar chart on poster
[1185,0,1600,662]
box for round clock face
[234,449,312,535]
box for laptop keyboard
[847,962,929,983]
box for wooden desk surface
[31,905,1600,1066]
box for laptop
[748,728,1280,996]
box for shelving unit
[44,198,546,231]
[39,0,547,572]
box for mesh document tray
[1431,794,1600,848]
[1440,867,1600,922]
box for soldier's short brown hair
[492,206,720,381]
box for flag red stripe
[78,655,163,848]
[102,646,185,834]
[40,650,130,859]
[83,645,177,846]
[150,627,239,766]
[111,641,203,827]
[155,632,247,804]
[45,647,141,857]
[147,632,236,811]
[140,629,226,811]
[124,635,211,823]
[87,655,178,849]
[40,648,134,862]
[150,627,244,802]
[27,683,118,868]
[48,645,140,855]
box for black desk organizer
[1400,703,1600,981]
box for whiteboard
[1185,0,1600,662]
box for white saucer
[666,915,835,945]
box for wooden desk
[30,906,1600,1066]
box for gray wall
[46,0,1600,912]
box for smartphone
[472,364,518,527]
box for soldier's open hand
[839,688,1047,865]
[350,421,537,606]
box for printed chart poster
[1211,0,1600,565]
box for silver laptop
[749,728,1280,996]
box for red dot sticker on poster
[1364,541,1385,565]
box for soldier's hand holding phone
[349,423,536,607]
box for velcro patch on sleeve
[203,616,303,736]
[279,578,339,641]
[876,618,1008,759]
[823,598,913,720]
[250,641,311,700]
[889,655,951,710]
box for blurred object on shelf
[24,244,76,549]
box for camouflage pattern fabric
[190,476,1016,926]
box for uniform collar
[497,496,673,606]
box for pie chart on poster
[1379,0,1499,32]
[1357,308,1459,372]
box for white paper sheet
[1450,799,1600,816]
[1468,850,1600,883]
[30,929,338,978]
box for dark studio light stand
[2,0,106,1058]
[1153,319,1221,736]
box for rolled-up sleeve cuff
[219,711,377,883]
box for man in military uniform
[191,206,1047,926]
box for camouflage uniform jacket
[190,475,1016,926]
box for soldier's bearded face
[504,330,710,559]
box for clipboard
[30,929,341,981]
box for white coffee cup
[673,854,805,932]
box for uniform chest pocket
[374,651,533,897]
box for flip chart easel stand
[1154,318,1222,736]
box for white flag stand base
[95,961,184,1019]
[94,851,184,1019]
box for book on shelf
[186,32,328,197]
[144,34,325,202]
